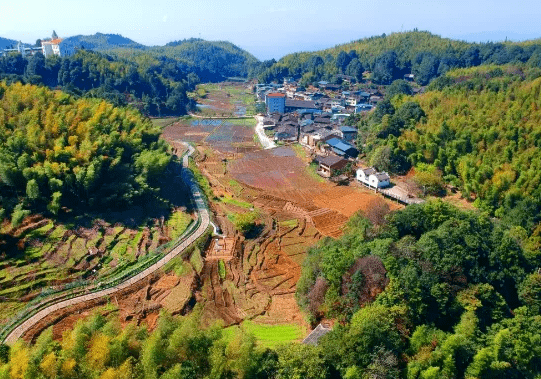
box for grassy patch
[291,143,306,159]
[228,117,257,127]
[223,321,305,348]
[227,179,243,196]
[163,256,193,277]
[151,117,178,129]
[218,260,226,279]
[167,210,192,241]
[189,248,204,274]
[221,195,252,209]
[188,159,214,200]
[306,163,327,183]
[25,221,55,240]
[279,219,299,228]
[227,211,259,234]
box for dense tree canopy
[347,64,541,229]
[108,39,263,82]
[1,201,539,378]
[0,50,194,117]
[296,200,541,378]
[258,30,541,85]
[0,82,171,224]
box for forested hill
[294,200,541,378]
[346,64,541,226]
[62,33,145,50]
[107,38,262,81]
[57,33,262,81]
[0,82,172,225]
[259,30,541,85]
[0,49,194,116]
[0,37,17,50]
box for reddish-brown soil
[228,147,399,238]
[198,220,319,330]
[22,109,401,342]
[163,120,258,155]
[23,269,197,342]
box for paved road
[254,115,276,149]
[3,143,210,345]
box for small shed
[302,323,332,345]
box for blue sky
[1,0,540,60]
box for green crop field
[223,321,305,348]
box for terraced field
[0,208,193,325]
[228,146,396,238]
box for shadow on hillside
[62,159,196,229]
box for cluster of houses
[1,32,74,58]
[256,77,397,189]
[257,79,383,116]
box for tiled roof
[42,38,63,45]
[318,155,346,167]
[302,323,332,345]
[267,92,285,98]
[285,99,317,109]
[375,172,390,181]
[360,167,376,176]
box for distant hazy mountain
[0,37,18,50]
[62,32,145,51]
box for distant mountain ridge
[62,32,145,50]
[259,30,541,85]
[0,37,18,50]
[106,38,262,80]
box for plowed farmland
[163,118,259,154]
[17,82,402,345]
[228,146,398,238]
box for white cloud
[162,15,168,23]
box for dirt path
[3,143,210,345]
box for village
[256,76,424,205]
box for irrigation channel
[2,143,211,345]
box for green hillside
[0,37,17,50]
[108,38,262,81]
[0,49,194,116]
[62,32,145,50]
[0,81,171,223]
[259,30,541,85]
[347,64,541,225]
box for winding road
[3,143,210,345]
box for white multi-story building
[41,33,75,58]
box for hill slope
[0,37,18,50]
[108,38,261,80]
[259,30,541,85]
[62,32,145,50]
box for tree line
[296,200,541,378]
[0,82,172,226]
[0,50,195,117]
[346,64,541,235]
[107,39,264,83]
[258,30,541,86]
[1,201,539,378]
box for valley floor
[8,82,400,346]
